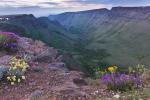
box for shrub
[94,65,117,78]
[6,56,29,85]
[98,65,144,92]
[101,72,142,92]
[0,32,19,52]
[129,64,146,74]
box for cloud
[0,0,150,8]
[0,0,150,16]
[0,0,111,8]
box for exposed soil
[0,63,112,100]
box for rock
[18,37,60,63]
[59,89,88,100]
[53,55,63,62]
[0,55,12,66]
[29,82,36,86]
[29,90,44,100]
[50,96,57,100]
[33,48,58,62]
[0,66,9,80]
[69,71,86,80]
[17,37,34,54]
[48,62,68,72]
[73,78,88,86]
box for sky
[0,0,150,17]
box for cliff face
[49,7,150,66]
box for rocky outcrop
[0,34,68,82]
[17,37,63,63]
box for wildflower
[108,66,117,73]
[22,76,26,80]
[113,94,120,98]
[11,82,15,85]
[101,73,142,91]
[17,78,21,83]
[12,66,17,70]
[7,56,29,84]
[11,62,15,64]
[7,76,11,80]
[22,68,26,72]
[12,76,16,81]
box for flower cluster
[95,65,143,92]
[6,56,29,85]
[128,64,146,74]
[7,75,25,85]
[0,32,19,51]
[95,65,117,78]
[107,66,117,73]
[101,73,142,91]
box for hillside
[0,7,150,100]
[0,33,115,100]
[49,7,150,67]
[0,14,75,51]
[0,33,149,100]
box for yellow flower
[11,82,15,85]
[22,68,26,72]
[12,76,16,81]
[22,76,26,80]
[12,66,17,70]
[108,66,117,73]
[17,78,21,83]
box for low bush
[0,32,19,52]
[94,65,117,78]
[6,56,29,85]
[101,73,142,92]
[128,64,146,74]
[97,65,143,92]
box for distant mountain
[49,7,150,67]
[0,14,75,51]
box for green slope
[49,7,150,67]
[0,14,75,51]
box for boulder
[29,90,44,100]
[33,48,58,63]
[48,62,68,72]
[17,37,60,63]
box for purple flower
[0,32,19,50]
[101,72,142,91]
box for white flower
[113,94,120,98]
[95,90,99,94]
[139,99,143,100]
